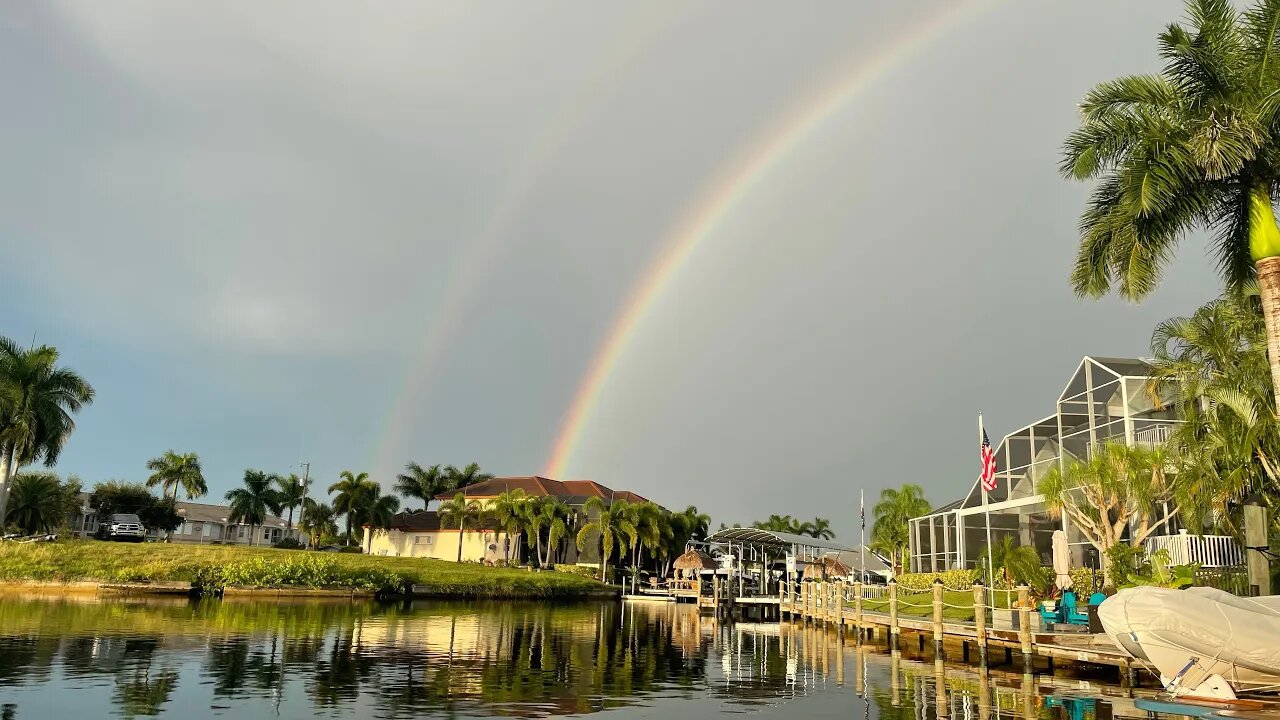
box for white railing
[1134,424,1171,446]
[1143,532,1243,568]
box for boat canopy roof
[705,527,852,553]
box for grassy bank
[859,589,1016,622]
[0,540,607,598]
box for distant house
[70,494,306,546]
[363,476,655,565]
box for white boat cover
[1098,586,1280,696]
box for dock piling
[1017,585,1032,657]
[888,579,899,650]
[835,580,845,628]
[932,579,944,656]
[973,581,987,665]
[854,580,863,634]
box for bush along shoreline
[0,540,612,599]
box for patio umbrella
[1052,529,1072,590]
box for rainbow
[544,0,1003,477]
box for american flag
[979,429,998,492]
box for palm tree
[438,493,484,563]
[359,481,400,533]
[660,506,711,578]
[801,518,835,540]
[300,501,339,546]
[5,471,74,534]
[144,451,206,501]
[490,489,529,564]
[0,338,95,528]
[871,484,932,573]
[275,474,307,531]
[523,496,571,568]
[575,497,637,583]
[328,470,370,546]
[977,536,1045,590]
[1150,286,1279,535]
[225,469,283,546]
[444,463,493,492]
[1060,0,1280,410]
[395,462,448,510]
[631,503,672,592]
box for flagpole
[980,412,995,586]
[860,489,866,582]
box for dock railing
[1143,532,1243,568]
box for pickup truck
[95,513,147,542]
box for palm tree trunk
[0,444,12,532]
[287,506,294,531]
[456,518,465,563]
[1256,255,1280,411]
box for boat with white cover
[1098,586,1280,699]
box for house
[906,356,1243,573]
[363,476,655,564]
[69,494,306,546]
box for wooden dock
[778,580,1137,674]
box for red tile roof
[432,476,657,508]
[434,476,568,500]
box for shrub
[219,555,408,594]
[552,564,598,579]
[272,537,304,550]
[337,546,363,554]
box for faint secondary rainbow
[371,4,690,474]
[544,0,1005,478]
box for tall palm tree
[438,493,484,563]
[871,484,931,573]
[225,469,283,546]
[145,451,207,501]
[300,501,339,546]
[490,489,528,564]
[661,506,711,578]
[395,462,448,510]
[1150,286,1279,535]
[0,338,95,528]
[275,474,307,531]
[576,497,637,583]
[804,517,836,540]
[522,496,570,568]
[444,463,493,492]
[328,470,370,546]
[359,481,400,533]
[631,503,672,592]
[1060,0,1280,410]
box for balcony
[1142,531,1242,568]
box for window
[237,526,246,539]
[414,535,433,545]
[203,523,213,538]
[181,523,191,536]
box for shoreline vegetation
[0,540,613,599]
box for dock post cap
[932,577,944,585]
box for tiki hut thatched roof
[673,549,717,572]
[802,554,852,579]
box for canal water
[0,595,1193,720]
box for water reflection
[0,595,1193,720]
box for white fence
[1143,532,1243,568]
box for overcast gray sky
[1,1,1221,536]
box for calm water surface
[0,595,1190,720]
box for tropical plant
[523,496,571,568]
[1060,0,1280,410]
[328,470,371,546]
[871,484,932,573]
[575,497,637,582]
[438,492,484,563]
[395,462,448,510]
[804,517,835,540]
[358,482,400,532]
[0,338,95,529]
[88,480,183,534]
[1108,545,1197,589]
[225,470,283,546]
[144,451,207,501]
[490,489,529,564]
[751,514,801,534]
[1150,286,1280,534]
[976,536,1047,590]
[1038,442,1179,586]
[661,506,711,578]
[443,462,493,492]
[274,474,308,531]
[300,501,339,546]
[629,502,672,592]
[5,471,79,534]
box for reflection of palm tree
[113,667,179,719]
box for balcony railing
[1142,532,1243,568]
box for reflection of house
[363,476,655,564]
[907,356,1218,572]
[70,494,305,545]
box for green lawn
[0,540,607,598]
[857,589,1017,622]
